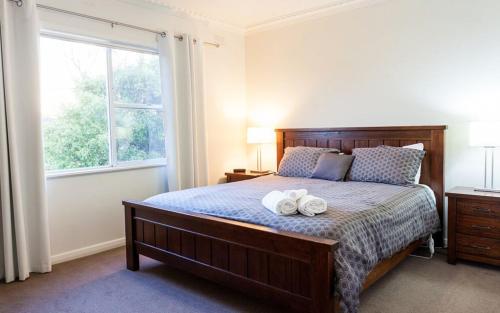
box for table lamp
[469,121,500,192]
[247,127,274,173]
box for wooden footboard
[124,201,339,313]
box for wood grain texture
[155,225,167,250]
[143,222,155,246]
[125,201,338,313]
[229,245,247,276]
[457,215,500,240]
[125,205,139,271]
[167,228,181,254]
[362,240,422,290]
[247,249,269,284]
[225,171,272,183]
[448,197,457,264]
[447,187,500,266]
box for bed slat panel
[294,139,305,146]
[229,245,247,276]
[341,140,355,154]
[135,220,144,242]
[247,249,269,284]
[400,140,417,146]
[328,139,341,150]
[155,224,167,250]
[269,254,292,291]
[354,140,369,148]
[181,232,196,258]
[299,261,311,297]
[369,139,383,147]
[195,236,212,264]
[167,228,181,254]
[211,240,229,270]
[143,221,155,246]
[317,139,328,148]
[306,139,317,147]
[383,139,400,147]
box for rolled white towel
[297,195,327,217]
[262,191,298,215]
[283,189,308,201]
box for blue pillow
[277,146,339,177]
[311,153,354,181]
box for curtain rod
[7,0,220,48]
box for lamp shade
[469,121,500,147]
[247,127,275,144]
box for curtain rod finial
[160,32,167,38]
[9,0,23,7]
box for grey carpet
[0,248,499,313]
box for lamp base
[250,169,271,174]
[474,187,500,193]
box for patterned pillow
[348,146,425,185]
[277,146,340,177]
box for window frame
[40,31,166,178]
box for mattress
[145,175,440,313]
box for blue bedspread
[145,175,440,313]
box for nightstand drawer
[225,172,271,183]
[456,233,500,259]
[457,199,500,219]
[457,215,500,239]
[227,175,252,182]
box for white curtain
[159,34,209,191]
[0,0,51,282]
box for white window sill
[45,162,166,179]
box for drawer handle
[471,225,494,230]
[469,244,491,250]
[473,207,491,214]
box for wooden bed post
[430,128,445,247]
[124,203,139,271]
[310,249,336,313]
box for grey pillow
[277,146,340,177]
[348,146,425,185]
[311,153,355,181]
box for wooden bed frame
[123,125,446,313]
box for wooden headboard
[276,125,446,235]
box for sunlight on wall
[248,105,288,128]
[246,105,288,171]
[222,101,247,119]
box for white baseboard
[51,237,125,265]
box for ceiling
[143,0,362,30]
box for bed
[123,126,446,313]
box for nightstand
[225,171,272,183]
[446,187,500,266]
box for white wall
[246,0,500,192]
[47,167,167,260]
[40,0,247,259]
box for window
[40,34,165,173]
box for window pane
[115,108,165,162]
[112,49,161,106]
[40,37,110,171]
